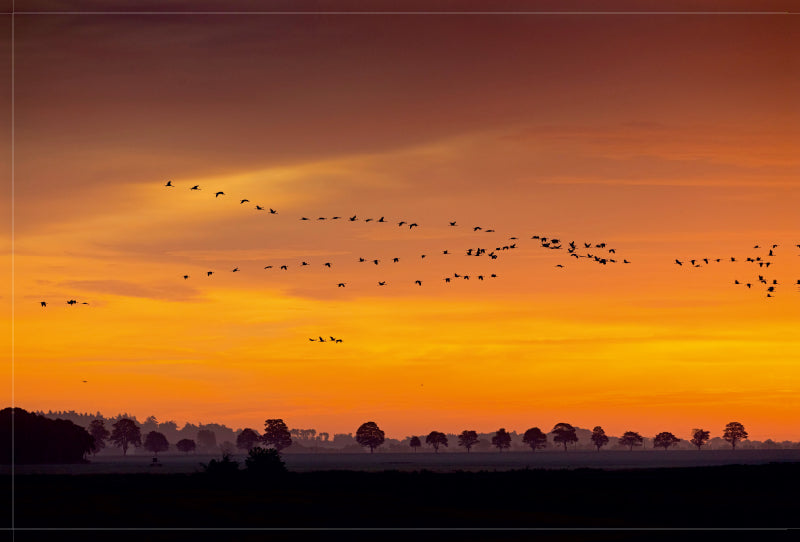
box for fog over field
[6,449,800,475]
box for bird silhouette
[207,271,213,276]
[255,205,265,210]
[555,264,564,268]
[409,223,418,229]
[232,267,239,272]
[40,301,46,307]
[378,217,386,222]
[349,215,358,221]
[372,259,379,265]
[301,261,309,266]
[398,221,407,226]
[183,275,189,279]
[264,266,273,269]
[190,185,200,190]
[337,283,346,287]
[270,208,277,214]
[358,257,366,262]
[473,226,482,231]
[215,191,224,197]
[324,262,332,268]
[280,265,288,270]
[415,280,422,285]
[449,221,457,226]
[365,218,373,222]
[240,199,249,204]
[392,258,399,263]
[67,300,77,305]
[443,250,449,255]
[378,281,386,286]
[444,278,451,283]
[165,181,173,187]
[300,217,309,221]
[675,259,683,266]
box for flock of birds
[38,180,799,318]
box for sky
[5,2,800,441]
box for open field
[5,462,800,532]
[3,448,800,475]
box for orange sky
[4,4,800,441]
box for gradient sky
[5,3,800,441]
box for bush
[245,446,287,477]
[200,453,240,477]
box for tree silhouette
[1,407,94,464]
[109,418,142,456]
[356,422,385,453]
[590,426,609,452]
[88,419,110,455]
[143,431,169,456]
[653,432,680,450]
[426,431,448,453]
[522,427,547,452]
[550,423,578,451]
[457,430,479,452]
[619,431,643,451]
[262,419,292,452]
[722,422,748,450]
[245,446,287,476]
[409,436,421,452]
[201,453,239,476]
[196,429,217,451]
[491,428,511,452]
[236,428,261,451]
[690,428,710,450]
[176,438,196,454]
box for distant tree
[245,446,287,476]
[491,428,512,452]
[196,429,217,451]
[356,422,386,453]
[690,429,710,450]
[551,423,578,451]
[262,419,293,452]
[653,432,680,450]
[619,431,644,451]
[176,439,196,454]
[409,436,421,452]
[141,415,159,434]
[722,422,748,450]
[318,432,330,442]
[219,441,236,456]
[457,430,480,452]
[426,431,448,453]
[590,426,609,452]
[109,418,142,456]
[88,419,110,455]
[236,428,261,451]
[522,427,548,452]
[143,431,169,457]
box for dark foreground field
[5,463,800,537]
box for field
[4,448,800,475]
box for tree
[262,419,293,452]
[196,429,217,451]
[491,428,512,452]
[551,423,578,451]
[245,446,287,476]
[1,408,94,464]
[690,428,710,450]
[619,431,643,451]
[355,422,385,453]
[590,426,609,452]
[722,422,748,450]
[109,418,142,456]
[653,432,680,450]
[143,431,169,456]
[409,436,421,452]
[426,431,448,453]
[522,427,548,452]
[236,428,261,451]
[88,419,110,455]
[176,438,196,454]
[201,453,239,476]
[457,430,480,452]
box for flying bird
[240,199,249,204]
[264,266,273,269]
[165,181,173,187]
[449,221,457,226]
[300,217,309,221]
[378,217,386,222]
[40,301,46,307]
[190,185,200,190]
[392,258,399,263]
[415,280,422,285]
[183,275,189,280]
[67,300,77,305]
[349,215,358,221]
[280,265,288,270]
[324,262,332,268]
[378,281,386,286]
[337,283,346,287]
[207,271,213,276]
[270,208,277,214]
[215,191,224,197]
[255,205,265,210]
